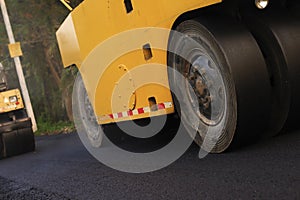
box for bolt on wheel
[185,53,226,126]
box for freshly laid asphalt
[0,126,299,200]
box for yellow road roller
[57,0,300,152]
[0,63,35,159]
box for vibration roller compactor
[57,0,300,152]
[0,63,35,159]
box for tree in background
[0,0,83,127]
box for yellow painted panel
[0,89,24,113]
[69,0,221,64]
[56,15,81,68]
[8,42,22,58]
[56,0,222,124]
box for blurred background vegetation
[0,0,83,134]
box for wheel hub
[185,54,226,125]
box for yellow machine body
[0,89,24,114]
[56,0,221,124]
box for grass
[35,120,75,136]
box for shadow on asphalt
[102,114,181,153]
[100,113,299,154]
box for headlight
[9,95,18,103]
[255,0,269,9]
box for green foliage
[0,0,83,129]
[36,119,75,136]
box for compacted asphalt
[0,125,299,200]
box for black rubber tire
[2,128,35,158]
[168,16,271,152]
[0,134,3,158]
[242,10,300,133]
[73,74,103,147]
[0,118,35,158]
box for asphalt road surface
[0,126,299,200]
